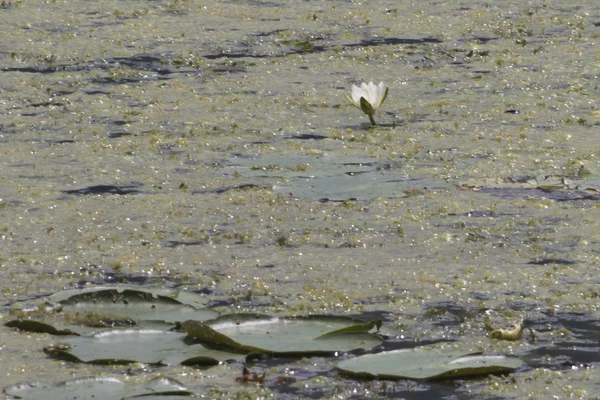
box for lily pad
[227,155,453,201]
[44,329,244,366]
[46,286,219,324]
[337,344,524,380]
[459,175,600,201]
[5,320,80,336]
[3,376,194,400]
[183,314,382,356]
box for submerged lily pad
[44,329,244,366]
[183,314,382,356]
[46,286,219,324]
[227,155,452,201]
[459,175,600,201]
[3,376,194,400]
[337,344,524,380]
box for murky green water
[1,0,600,398]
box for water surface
[1,0,600,397]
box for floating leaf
[458,175,600,201]
[3,376,194,400]
[227,155,452,201]
[183,314,382,356]
[337,344,524,380]
[44,329,244,366]
[124,376,195,398]
[5,320,80,336]
[46,286,219,324]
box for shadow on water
[62,183,143,196]
[2,52,176,74]
[202,35,443,59]
[524,313,600,370]
[401,299,600,373]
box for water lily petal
[345,92,361,109]
[351,84,364,107]
[364,82,377,106]
[373,82,388,108]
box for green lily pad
[183,314,382,356]
[44,329,244,366]
[4,317,167,337]
[3,376,195,400]
[5,320,80,336]
[337,344,524,380]
[46,286,219,324]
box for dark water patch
[92,75,166,85]
[353,310,393,325]
[524,313,600,369]
[91,119,134,138]
[478,187,600,202]
[1,65,62,74]
[173,167,194,174]
[459,35,499,44]
[205,298,233,308]
[91,119,131,126]
[43,139,76,145]
[27,101,65,108]
[2,52,176,75]
[504,300,543,312]
[155,142,185,155]
[192,183,270,195]
[285,133,328,140]
[528,258,578,266]
[252,29,289,37]
[109,52,175,70]
[318,197,349,203]
[381,338,452,352]
[185,286,214,296]
[266,366,460,400]
[84,90,111,95]
[200,65,248,74]
[202,52,267,60]
[108,131,133,138]
[353,37,443,47]
[165,240,209,248]
[422,301,480,326]
[470,292,494,301]
[62,183,143,196]
[203,46,326,59]
[255,263,276,269]
[531,124,557,131]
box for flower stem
[368,114,376,126]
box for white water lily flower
[345,81,388,126]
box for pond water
[1,0,600,398]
